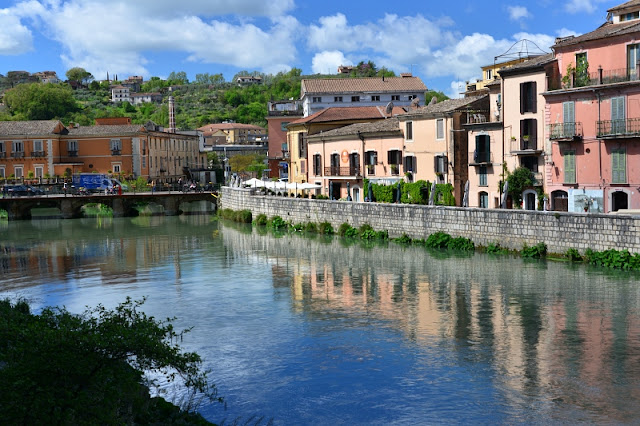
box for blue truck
[72,174,115,193]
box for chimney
[168,96,176,133]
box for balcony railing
[597,118,640,138]
[466,112,489,124]
[68,150,78,157]
[510,137,542,153]
[554,67,639,90]
[111,150,121,156]
[31,150,45,157]
[549,122,583,140]
[11,152,25,158]
[0,152,5,159]
[470,151,493,165]
[324,166,361,177]
[366,164,375,175]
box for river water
[1,216,640,424]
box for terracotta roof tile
[308,118,401,139]
[301,76,427,96]
[553,20,640,48]
[0,120,66,136]
[499,54,556,74]
[288,106,406,125]
[400,95,488,117]
[609,0,640,12]
[68,124,145,136]
[197,123,265,132]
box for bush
[235,210,252,223]
[254,213,268,226]
[425,231,452,249]
[305,222,318,233]
[566,248,582,261]
[338,222,355,237]
[486,243,508,254]
[394,234,413,245]
[318,222,334,235]
[268,215,288,231]
[584,248,640,270]
[521,242,547,258]
[447,237,474,251]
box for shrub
[254,213,268,226]
[268,216,288,231]
[338,222,355,237]
[394,234,413,245]
[235,210,252,223]
[304,222,318,233]
[318,222,334,235]
[425,231,452,249]
[584,248,640,270]
[521,242,547,258]
[291,223,305,232]
[447,237,474,251]
[566,248,582,261]
[316,194,329,200]
[486,243,508,254]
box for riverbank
[220,187,640,255]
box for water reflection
[1,217,639,424]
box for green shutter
[612,149,627,183]
[564,151,576,184]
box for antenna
[385,101,394,117]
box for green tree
[168,71,189,85]
[0,297,220,424]
[424,90,449,104]
[65,67,94,84]
[506,167,535,206]
[3,83,79,120]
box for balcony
[553,67,639,91]
[324,166,361,177]
[111,150,121,156]
[0,152,5,159]
[68,150,78,157]
[366,164,375,176]
[469,151,493,165]
[11,152,25,158]
[510,137,543,155]
[597,118,640,138]
[32,150,45,158]
[549,122,583,141]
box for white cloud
[563,0,607,14]
[508,6,531,21]
[0,12,33,55]
[311,51,350,74]
[13,0,301,79]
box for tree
[0,297,220,424]
[168,71,189,85]
[424,90,449,104]
[506,167,535,206]
[66,67,93,84]
[3,83,79,120]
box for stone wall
[220,187,640,254]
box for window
[33,140,43,154]
[67,140,78,156]
[0,167,4,178]
[391,95,400,101]
[313,154,322,176]
[628,44,639,79]
[563,150,576,184]
[366,151,377,175]
[486,69,493,80]
[621,11,640,21]
[520,119,537,149]
[371,95,380,101]
[434,155,448,174]
[312,97,322,102]
[14,166,23,178]
[408,95,418,100]
[520,81,537,113]
[142,156,146,168]
[575,53,588,85]
[479,166,487,186]
[334,96,343,102]
[297,133,306,158]
[479,192,488,208]
[12,141,24,152]
[521,156,538,173]
[113,164,121,173]
[35,166,43,178]
[110,139,122,154]
[0,142,4,158]
[436,119,445,140]
[474,135,490,163]
[612,148,627,184]
[405,121,413,141]
[280,121,290,131]
[351,96,360,102]
[388,150,402,175]
[612,96,626,133]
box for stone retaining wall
[220,187,640,254]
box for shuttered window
[436,119,444,139]
[406,121,413,140]
[563,150,576,184]
[611,97,626,134]
[520,81,537,113]
[612,149,627,184]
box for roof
[553,19,640,48]
[400,95,488,117]
[288,105,406,126]
[68,124,145,136]
[301,76,427,96]
[498,53,556,74]
[609,0,640,12]
[197,123,264,132]
[0,120,67,137]
[307,118,401,139]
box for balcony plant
[390,164,399,174]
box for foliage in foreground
[425,232,474,251]
[0,297,219,425]
[584,248,640,270]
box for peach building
[543,0,640,213]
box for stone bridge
[0,191,218,220]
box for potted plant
[390,164,399,174]
[522,135,530,142]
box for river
[1,216,639,424]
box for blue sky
[0,0,623,97]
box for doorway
[612,191,628,212]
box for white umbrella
[462,180,469,207]
[501,181,509,209]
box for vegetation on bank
[218,208,640,271]
[0,297,220,425]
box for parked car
[5,185,42,196]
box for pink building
[543,0,640,213]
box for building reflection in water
[222,224,640,423]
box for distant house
[33,71,60,84]
[300,75,427,117]
[130,92,162,105]
[236,75,263,86]
[266,100,304,179]
[197,123,267,145]
[122,76,143,92]
[111,86,131,103]
[337,65,354,74]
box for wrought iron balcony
[324,166,361,177]
[11,152,25,158]
[111,150,121,156]
[510,138,543,154]
[31,150,45,157]
[366,164,375,175]
[68,150,78,157]
[0,152,5,159]
[470,151,493,165]
[597,118,640,138]
[553,67,640,90]
[549,122,583,141]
